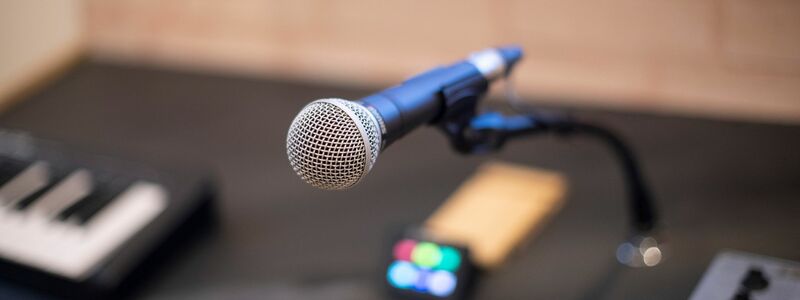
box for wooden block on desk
[424,161,567,270]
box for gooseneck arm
[433,93,664,266]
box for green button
[411,242,442,268]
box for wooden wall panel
[722,0,800,74]
[84,0,800,123]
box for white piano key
[0,161,49,207]
[0,181,166,280]
[27,169,93,218]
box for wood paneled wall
[85,0,800,123]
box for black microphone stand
[434,95,666,267]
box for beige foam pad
[424,161,567,269]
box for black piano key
[57,176,133,225]
[0,158,33,185]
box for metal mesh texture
[286,99,382,190]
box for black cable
[463,108,660,233]
[548,118,658,232]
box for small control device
[384,229,476,300]
[691,251,800,300]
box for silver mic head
[286,98,382,190]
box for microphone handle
[358,61,488,148]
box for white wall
[0,0,85,108]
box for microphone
[287,46,523,190]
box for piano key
[0,161,49,207]
[57,175,131,224]
[0,158,30,185]
[0,181,167,280]
[14,168,72,210]
[26,169,93,219]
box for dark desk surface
[1,62,799,299]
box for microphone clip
[439,111,550,154]
[433,74,565,154]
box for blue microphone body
[358,46,523,148]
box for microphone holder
[436,106,666,267]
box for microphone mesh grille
[286,99,381,190]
